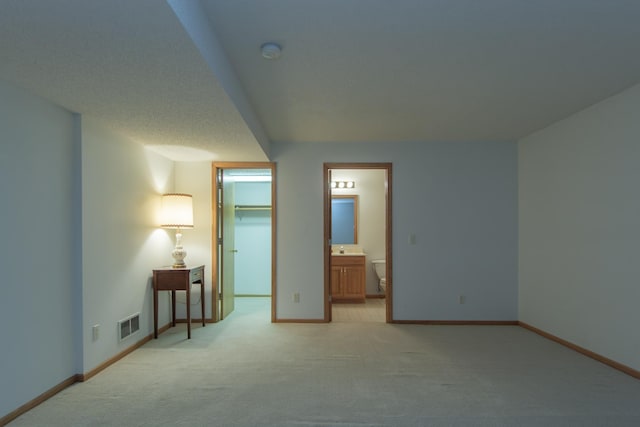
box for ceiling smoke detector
[261,42,282,60]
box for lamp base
[171,245,187,268]
[171,229,187,268]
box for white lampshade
[160,193,194,229]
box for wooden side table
[152,265,205,339]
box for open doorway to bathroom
[212,162,276,323]
[323,163,392,323]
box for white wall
[234,182,272,295]
[519,83,640,371]
[81,117,174,372]
[331,169,386,295]
[272,141,518,321]
[0,81,178,418]
[174,161,213,319]
[0,80,78,418]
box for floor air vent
[119,313,140,341]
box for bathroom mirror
[331,195,358,244]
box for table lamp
[160,193,194,268]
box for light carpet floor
[9,298,640,426]
[332,298,386,323]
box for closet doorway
[323,163,393,323]
[212,162,276,322]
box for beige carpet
[332,298,386,323]
[9,298,640,426]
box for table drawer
[190,267,204,283]
[154,270,188,290]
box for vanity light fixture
[160,193,194,268]
[331,180,355,189]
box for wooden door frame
[323,163,393,323]
[211,162,277,322]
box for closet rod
[234,205,271,211]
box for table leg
[200,280,205,327]
[171,290,176,327]
[186,283,191,339]
[153,287,158,339]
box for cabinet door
[330,265,343,297]
[343,265,365,299]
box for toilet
[371,259,386,292]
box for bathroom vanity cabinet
[330,255,366,303]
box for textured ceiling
[2,0,640,160]
[203,0,640,143]
[0,0,268,161]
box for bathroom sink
[331,245,365,256]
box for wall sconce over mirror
[160,193,194,268]
[331,195,358,244]
[331,180,355,189]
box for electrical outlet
[92,324,100,341]
[293,292,300,303]
[409,234,416,245]
[459,295,466,304]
